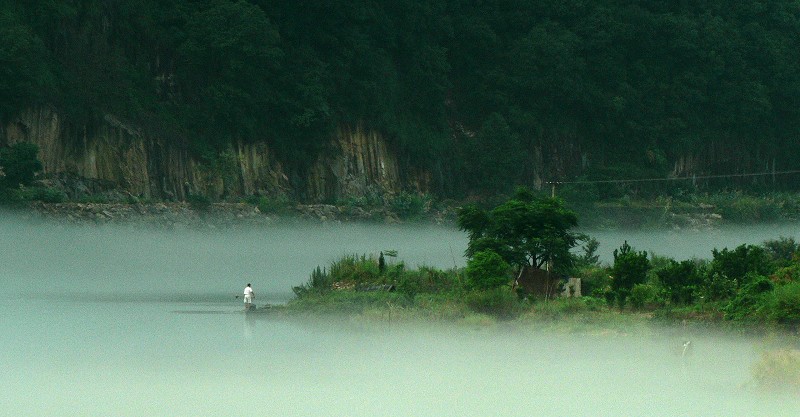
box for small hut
[514,267,581,298]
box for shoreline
[0,190,800,231]
[7,200,458,228]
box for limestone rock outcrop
[1,108,425,202]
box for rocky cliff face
[1,108,425,202]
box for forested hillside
[2,0,800,198]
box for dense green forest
[2,0,800,197]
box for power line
[545,169,800,185]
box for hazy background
[0,214,467,298]
[3,212,799,299]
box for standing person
[243,283,254,310]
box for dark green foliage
[629,283,664,310]
[252,195,292,215]
[574,237,601,269]
[328,254,381,285]
[187,193,211,211]
[463,113,525,195]
[722,275,774,321]
[610,241,650,307]
[176,0,284,144]
[771,264,800,284]
[0,10,54,121]
[705,244,775,300]
[769,282,800,326]
[458,188,581,275]
[0,142,42,188]
[657,259,704,304]
[763,237,800,268]
[389,192,428,220]
[4,1,800,197]
[577,265,612,299]
[292,266,331,297]
[395,266,459,298]
[464,250,510,291]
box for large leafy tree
[457,188,582,275]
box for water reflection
[243,313,255,340]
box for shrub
[389,192,428,219]
[705,244,775,300]
[762,237,799,268]
[464,287,522,319]
[629,283,663,309]
[255,194,292,214]
[412,293,471,320]
[771,264,800,284]
[768,282,800,326]
[340,192,384,211]
[465,250,510,291]
[0,186,20,205]
[722,275,774,321]
[657,259,703,304]
[34,187,66,203]
[0,142,42,188]
[704,192,783,223]
[610,241,650,307]
[702,272,738,301]
[329,254,380,284]
[395,266,459,297]
[187,193,212,211]
[292,266,332,297]
[577,265,612,298]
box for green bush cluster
[0,142,61,206]
[569,237,800,327]
[290,252,523,319]
[253,195,292,215]
[463,287,522,319]
[389,192,428,220]
[187,193,212,211]
[291,231,800,327]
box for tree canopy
[458,188,582,275]
[2,0,800,195]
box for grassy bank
[263,241,800,336]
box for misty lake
[3,214,800,415]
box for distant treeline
[3,1,800,196]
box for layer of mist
[0,213,467,300]
[3,213,800,415]
[4,212,799,301]
[2,299,798,416]
[587,222,800,263]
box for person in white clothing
[243,283,254,310]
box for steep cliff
[1,108,426,202]
[305,125,432,202]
